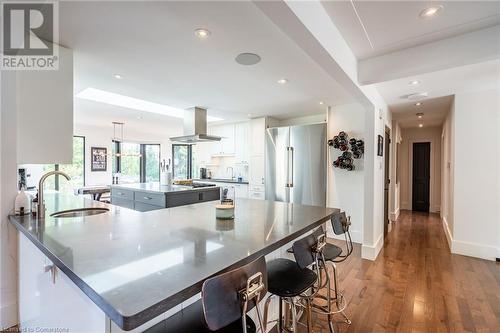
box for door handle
[286,147,294,188]
[44,264,57,284]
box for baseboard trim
[441,217,452,250]
[389,208,400,222]
[451,239,498,262]
[0,300,18,330]
[327,229,362,245]
[361,234,383,261]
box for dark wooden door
[384,131,390,236]
[412,142,430,212]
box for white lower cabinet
[209,182,248,198]
[248,191,265,200]
[19,233,105,332]
[233,183,248,199]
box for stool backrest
[292,227,324,269]
[201,256,267,331]
[331,212,349,235]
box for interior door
[289,124,327,206]
[412,142,431,212]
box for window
[59,136,85,191]
[120,142,141,183]
[172,144,196,179]
[113,141,160,183]
[143,144,160,182]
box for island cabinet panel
[166,189,219,208]
[110,188,134,201]
[134,201,163,212]
[110,197,135,210]
[134,190,166,207]
[18,234,106,332]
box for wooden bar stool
[144,256,267,333]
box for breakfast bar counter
[9,193,339,331]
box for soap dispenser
[15,186,32,215]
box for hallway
[306,211,500,333]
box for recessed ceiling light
[409,80,420,85]
[277,78,288,84]
[319,101,324,105]
[416,112,424,118]
[419,5,443,19]
[113,74,123,80]
[235,53,261,66]
[419,123,424,128]
[76,88,223,121]
[415,102,423,106]
[194,28,211,39]
[405,92,428,100]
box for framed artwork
[91,147,107,171]
[377,135,384,156]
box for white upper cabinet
[220,124,235,155]
[16,45,74,164]
[234,122,249,164]
[195,142,213,166]
[210,124,235,156]
[249,118,266,157]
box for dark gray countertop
[194,178,250,184]
[9,193,339,331]
[111,182,220,194]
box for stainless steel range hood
[170,107,221,143]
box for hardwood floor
[3,211,498,333]
[298,210,500,333]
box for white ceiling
[379,59,500,128]
[54,1,353,129]
[390,95,452,128]
[322,0,500,59]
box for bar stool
[144,256,267,333]
[311,212,353,332]
[265,241,319,333]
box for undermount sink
[50,207,109,218]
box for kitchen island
[110,182,220,211]
[9,193,339,332]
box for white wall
[451,89,499,261]
[390,121,402,221]
[0,72,19,329]
[441,99,455,246]
[399,126,442,213]
[327,103,365,244]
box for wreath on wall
[328,131,364,171]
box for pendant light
[111,122,142,157]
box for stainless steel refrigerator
[265,123,327,206]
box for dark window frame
[172,144,193,179]
[113,141,161,183]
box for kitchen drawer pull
[117,192,124,196]
[44,264,57,284]
[143,196,152,200]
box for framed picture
[377,135,384,156]
[91,147,107,171]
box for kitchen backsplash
[197,156,248,180]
